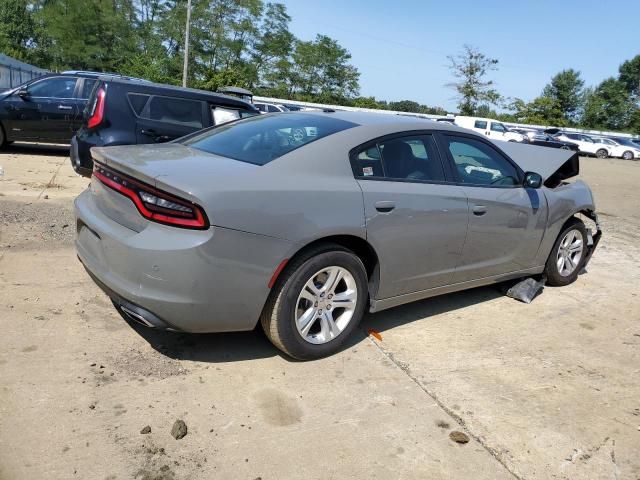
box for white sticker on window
[362,166,373,176]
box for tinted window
[28,77,77,98]
[377,136,445,181]
[79,79,97,99]
[254,103,266,112]
[146,96,203,127]
[445,136,519,187]
[267,104,280,113]
[182,113,357,165]
[474,120,488,129]
[128,93,150,115]
[490,122,506,132]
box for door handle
[141,128,157,137]
[375,201,396,213]
[472,205,487,216]
[58,105,73,110]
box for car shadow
[126,282,509,364]
[3,142,70,157]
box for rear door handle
[58,105,73,110]
[375,201,396,213]
[472,205,487,216]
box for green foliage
[446,45,500,115]
[508,96,568,126]
[618,55,640,97]
[540,69,585,123]
[582,79,636,131]
[0,0,36,61]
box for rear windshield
[181,113,357,165]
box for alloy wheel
[295,266,358,344]
[556,229,584,277]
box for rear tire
[544,218,588,287]
[622,150,633,160]
[0,123,6,148]
[596,148,608,159]
[260,244,368,360]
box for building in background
[0,54,48,89]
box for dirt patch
[110,348,189,380]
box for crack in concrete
[366,334,524,480]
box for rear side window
[79,79,97,99]
[352,135,446,182]
[181,113,357,165]
[128,93,150,116]
[474,120,487,129]
[146,96,204,128]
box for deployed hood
[497,141,579,187]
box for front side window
[267,104,280,113]
[474,120,488,129]
[182,112,357,165]
[27,77,77,98]
[445,136,520,187]
[490,122,506,132]
[146,96,203,127]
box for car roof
[100,77,257,110]
[292,110,469,133]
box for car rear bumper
[70,135,94,177]
[74,189,292,333]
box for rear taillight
[87,87,106,129]
[92,162,209,229]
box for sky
[279,0,640,110]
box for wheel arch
[271,234,381,299]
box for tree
[0,0,36,61]
[509,96,567,126]
[446,45,500,115]
[582,78,636,131]
[541,69,585,123]
[34,0,137,71]
[618,55,640,97]
[264,34,359,102]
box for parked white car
[592,137,640,160]
[552,132,610,158]
[454,116,524,142]
[254,102,289,114]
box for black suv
[71,78,259,177]
[0,71,134,147]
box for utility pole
[182,0,192,88]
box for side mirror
[523,171,543,189]
[17,88,30,98]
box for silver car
[75,112,601,359]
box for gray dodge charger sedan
[75,112,601,359]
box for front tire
[261,245,368,360]
[544,218,588,286]
[596,148,608,159]
[0,123,6,148]
[622,150,633,160]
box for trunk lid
[90,143,257,230]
